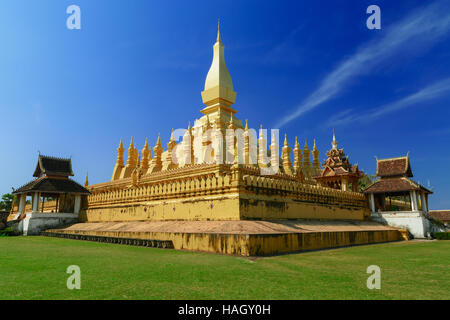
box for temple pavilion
[363,155,432,213]
[12,155,90,218]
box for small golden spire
[304,138,309,149]
[84,172,89,187]
[271,131,277,144]
[119,138,124,149]
[144,137,149,149]
[313,139,317,150]
[245,119,248,130]
[170,128,175,142]
[129,136,134,148]
[295,136,299,148]
[156,133,161,146]
[284,134,289,147]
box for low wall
[370,211,430,238]
[14,213,78,236]
[43,227,402,256]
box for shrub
[0,227,14,237]
[431,232,450,240]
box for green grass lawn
[0,236,448,300]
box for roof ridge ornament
[332,128,338,149]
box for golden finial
[217,19,221,43]
[313,139,317,150]
[170,128,175,142]
[188,121,191,131]
[245,119,248,130]
[304,138,309,149]
[119,138,124,149]
[144,137,149,150]
[295,136,299,148]
[284,134,289,147]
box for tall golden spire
[201,21,237,116]
[293,136,303,179]
[156,133,161,146]
[303,138,311,179]
[149,134,163,173]
[126,137,136,167]
[141,138,150,172]
[112,138,125,181]
[312,139,321,176]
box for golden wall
[82,164,369,222]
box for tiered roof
[363,155,432,195]
[13,155,90,196]
[316,130,359,179]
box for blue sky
[1,0,449,209]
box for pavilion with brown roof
[363,155,432,213]
[12,155,90,217]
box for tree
[358,174,377,192]
[0,193,14,211]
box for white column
[74,195,81,214]
[420,192,427,212]
[410,191,417,211]
[32,192,41,212]
[369,193,376,212]
[18,194,26,214]
[342,178,348,192]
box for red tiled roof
[376,156,412,177]
[429,210,450,222]
[13,177,90,195]
[363,177,432,194]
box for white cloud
[275,1,450,128]
[326,77,450,127]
